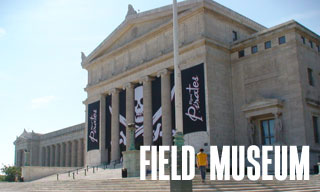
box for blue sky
[0,0,319,167]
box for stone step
[1,175,319,192]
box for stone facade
[14,0,320,172]
[82,0,320,171]
[14,123,85,168]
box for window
[309,40,313,48]
[313,116,319,143]
[265,41,271,49]
[232,31,238,41]
[261,119,275,145]
[317,45,320,52]
[279,36,286,44]
[251,45,258,54]
[301,36,305,44]
[238,50,244,58]
[308,68,314,86]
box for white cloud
[0,28,6,38]
[31,96,56,109]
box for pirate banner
[134,84,144,149]
[105,95,112,163]
[119,90,126,158]
[87,101,100,151]
[152,77,162,146]
[171,73,176,135]
[181,63,207,134]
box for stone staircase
[33,166,122,182]
[1,170,320,191]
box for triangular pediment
[14,129,41,144]
[81,0,265,68]
[82,1,198,66]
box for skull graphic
[134,85,143,125]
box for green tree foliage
[0,175,5,181]
[1,165,21,182]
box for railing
[55,163,122,181]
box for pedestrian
[196,148,208,183]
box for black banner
[134,84,144,149]
[171,73,176,136]
[87,101,100,151]
[105,95,112,163]
[152,77,162,146]
[181,63,207,134]
[119,90,126,159]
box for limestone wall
[231,25,313,146]
[295,31,320,148]
[21,166,79,181]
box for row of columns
[108,69,173,163]
[15,149,25,167]
[41,139,84,167]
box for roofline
[231,20,320,49]
[81,0,266,69]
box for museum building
[14,0,320,172]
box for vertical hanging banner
[181,63,207,134]
[171,73,176,136]
[105,95,112,163]
[87,101,100,151]
[119,90,126,159]
[134,84,144,149]
[152,77,162,146]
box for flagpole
[170,0,192,191]
[173,0,183,135]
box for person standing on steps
[196,148,208,183]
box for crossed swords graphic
[108,86,176,146]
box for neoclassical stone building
[15,0,320,171]
[14,124,85,168]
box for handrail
[55,163,122,181]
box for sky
[0,0,319,168]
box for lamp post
[170,0,192,191]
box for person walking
[196,148,208,183]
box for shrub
[0,175,5,181]
[1,165,21,182]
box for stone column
[20,150,24,167]
[71,140,78,167]
[158,69,172,145]
[43,147,46,166]
[100,94,108,164]
[59,144,63,167]
[38,148,42,166]
[140,76,153,146]
[66,142,71,167]
[61,143,66,167]
[124,83,135,150]
[111,88,120,163]
[55,144,60,167]
[14,150,18,167]
[77,139,83,167]
[16,150,20,167]
[50,145,55,167]
[46,146,50,167]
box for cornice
[230,21,320,52]
[84,37,207,92]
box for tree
[1,165,21,182]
